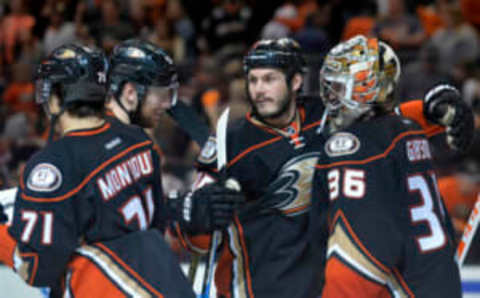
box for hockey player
[0,44,241,297]
[106,38,210,146]
[313,35,462,297]
[176,37,472,298]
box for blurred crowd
[0,0,479,262]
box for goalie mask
[319,35,400,131]
[108,39,179,125]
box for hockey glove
[0,204,7,224]
[171,182,245,235]
[424,84,475,152]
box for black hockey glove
[170,181,245,235]
[0,204,7,224]
[424,84,475,152]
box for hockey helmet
[35,44,108,108]
[108,39,179,105]
[319,35,400,114]
[243,38,306,78]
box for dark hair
[52,83,105,118]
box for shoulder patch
[325,132,360,157]
[26,163,63,192]
[198,136,217,164]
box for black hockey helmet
[243,38,306,78]
[108,39,179,105]
[35,44,108,108]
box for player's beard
[249,88,294,124]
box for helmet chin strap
[45,105,66,143]
[114,83,146,125]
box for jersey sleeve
[396,99,445,137]
[1,155,84,287]
[168,136,220,254]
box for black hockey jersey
[312,114,462,298]
[193,99,328,298]
[0,118,194,297]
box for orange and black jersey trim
[6,118,166,288]
[312,114,462,298]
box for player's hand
[424,84,475,152]
[0,204,7,224]
[175,180,245,234]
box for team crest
[325,132,360,157]
[269,152,321,216]
[198,136,217,164]
[27,163,62,192]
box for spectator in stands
[430,1,479,76]
[166,0,196,62]
[372,0,426,64]
[461,0,480,32]
[397,42,452,101]
[341,1,377,40]
[148,17,186,63]
[42,3,76,55]
[89,0,135,53]
[416,0,445,38]
[261,3,297,39]
[2,62,36,115]
[0,0,35,64]
[438,159,480,236]
[200,0,251,57]
[294,7,332,93]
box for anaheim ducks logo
[269,152,321,216]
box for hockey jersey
[312,114,462,298]
[0,118,195,297]
[178,98,447,298]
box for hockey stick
[455,193,480,267]
[200,107,230,298]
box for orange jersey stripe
[66,122,111,137]
[68,255,127,298]
[322,257,391,298]
[21,252,39,285]
[0,225,16,268]
[21,140,152,203]
[227,119,322,169]
[234,216,255,298]
[393,267,415,297]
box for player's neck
[59,114,105,135]
[105,98,131,125]
[263,101,297,129]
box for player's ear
[122,82,139,108]
[291,73,303,93]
